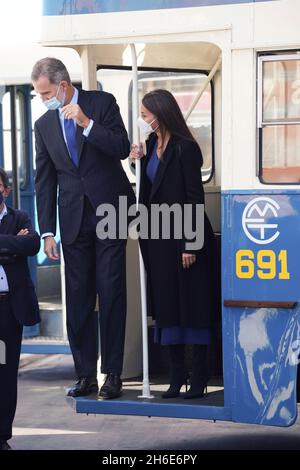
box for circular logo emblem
[242,197,280,245]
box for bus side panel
[222,192,300,426]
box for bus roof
[40,0,299,56]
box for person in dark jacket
[32,57,135,400]
[130,89,218,399]
[0,168,40,450]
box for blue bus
[1,0,300,428]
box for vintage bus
[0,44,81,348]
[26,0,300,426]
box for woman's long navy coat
[138,134,219,329]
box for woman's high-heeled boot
[184,344,209,399]
[162,344,188,399]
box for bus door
[96,62,222,383]
[0,84,39,336]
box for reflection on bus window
[260,57,300,184]
[31,89,47,171]
[137,73,212,182]
[1,90,28,188]
[97,69,213,183]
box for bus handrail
[224,300,297,309]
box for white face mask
[137,116,157,139]
[44,83,66,110]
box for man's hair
[31,57,71,85]
[0,168,9,188]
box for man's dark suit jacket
[34,89,135,245]
[0,207,40,326]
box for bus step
[21,337,71,355]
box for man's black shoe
[0,442,12,450]
[99,374,122,399]
[66,377,98,397]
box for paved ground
[10,354,300,450]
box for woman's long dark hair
[142,89,196,145]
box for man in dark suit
[32,57,135,399]
[0,168,40,450]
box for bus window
[30,89,47,171]
[2,92,13,175]
[258,54,300,184]
[1,89,28,188]
[97,69,213,183]
[136,72,213,183]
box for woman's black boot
[184,344,209,399]
[162,344,188,398]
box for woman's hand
[17,229,29,236]
[129,144,144,161]
[182,253,196,269]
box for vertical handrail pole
[130,43,153,399]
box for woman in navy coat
[130,89,218,399]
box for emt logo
[242,197,280,245]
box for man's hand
[17,229,29,236]
[182,253,196,269]
[62,104,90,129]
[129,144,144,161]
[44,236,60,260]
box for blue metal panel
[43,0,276,16]
[223,189,300,195]
[224,193,300,301]
[222,192,300,427]
[68,396,231,421]
[21,343,71,354]
[231,305,299,426]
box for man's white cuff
[83,119,94,137]
[41,232,54,239]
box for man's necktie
[64,118,79,167]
